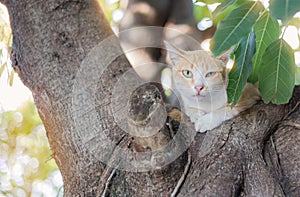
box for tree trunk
[4,0,300,196]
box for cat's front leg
[185,107,205,123]
[194,113,216,133]
[195,106,239,133]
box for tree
[2,0,300,196]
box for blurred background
[0,0,299,196]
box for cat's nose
[194,85,204,93]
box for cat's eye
[205,71,217,78]
[182,70,193,78]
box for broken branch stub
[125,83,193,195]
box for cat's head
[164,41,230,102]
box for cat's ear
[217,46,235,65]
[164,41,186,66]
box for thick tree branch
[266,87,300,196]
[6,0,300,196]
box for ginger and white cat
[164,41,260,133]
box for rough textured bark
[6,0,119,195]
[4,0,300,196]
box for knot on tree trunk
[120,83,194,196]
[127,83,167,138]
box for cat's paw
[194,122,208,133]
[190,116,199,123]
[187,111,205,123]
[194,122,215,133]
[194,114,221,133]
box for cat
[164,41,261,133]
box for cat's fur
[164,41,260,132]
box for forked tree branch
[4,0,300,195]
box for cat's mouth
[193,94,205,98]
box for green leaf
[227,30,256,106]
[213,5,236,24]
[296,67,300,85]
[211,1,263,56]
[194,4,212,22]
[213,0,237,17]
[248,11,280,83]
[259,39,296,104]
[212,0,248,23]
[0,62,6,77]
[270,0,300,23]
[9,69,14,86]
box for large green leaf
[212,0,249,23]
[248,11,280,83]
[227,30,256,106]
[259,39,296,104]
[213,0,237,17]
[270,0,300,23]
[213,4,236,24]
[211,1,263,56]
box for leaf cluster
[197,0,300,105]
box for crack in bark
[283,101,300,119]
[171,150,192,197]
[100,167,117,197]
[97,134,128,196]
[50,0,82,11]
[281,121,300,129]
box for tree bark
[6,0,121,195]
[5,0,300,196]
